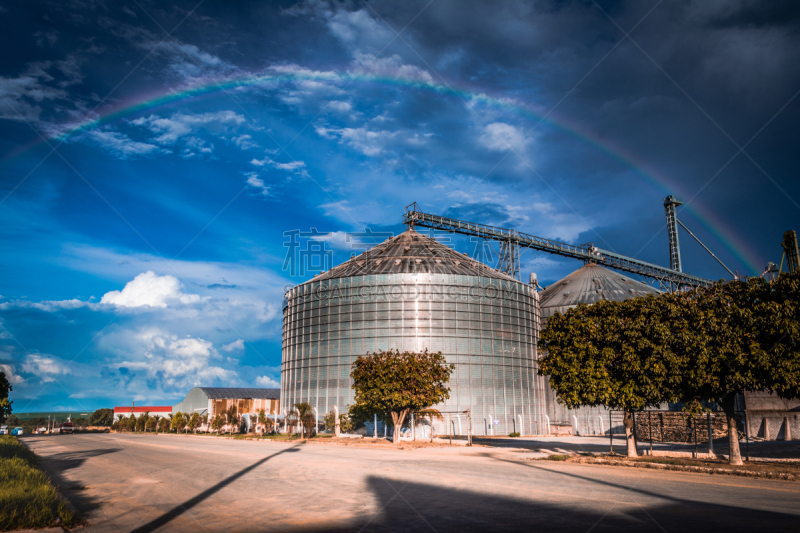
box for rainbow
[6,69,763,274]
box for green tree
[539,296,684,457]
[139,411,150,432]
[152,415,162,433]
[289,403,316,438]
[671,274,800,465]
[211,414,223,433]
[89,408,114,427]
[7,414,21,427]
[0,371,12,424]
[158,417,170,432]
[201,413,209,432]
[350,350,455,444]
[171,412,186,433]
[188,412,201,433]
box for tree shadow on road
[353,474,799,533]
[129,444,303,533]
[35,446,122,517]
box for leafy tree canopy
[0,371,12,424]
[89,408,114,427]
[539,296,685,411]
[350,350,454,444]
[669,274,800,464]
[538,294,693,456]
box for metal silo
[281,228,547,435]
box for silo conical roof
[539,263,661,320]
[308,227,518,282]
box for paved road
[22,433,800,533]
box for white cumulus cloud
[222,339,245,352]
[0,363,24,384]
[100,271,200,308]
[132,110,247,145]
[83,130,166,158]
[121,332,235,391]
[480,122,526,151]
[255,375,280,388]
[245,172,270,196]
[21,354,71,383]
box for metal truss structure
[403,203,714,290]
[664,195,683,272]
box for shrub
[509,432,520,437]
[547,454,569,461]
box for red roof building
[113,406,172,418]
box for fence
[605,410,745,445]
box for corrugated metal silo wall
[281,273,547,435]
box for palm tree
[225,406,239,436]
[152,415,162,433]
[141,411,150,433]
[292,402,316,438]
[257,409,273,436]
[201,413,209,433]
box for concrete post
[374,414,378,438]
[283,410,287,434]
[572,415,579,436]
[599,415,604,435]
[708,412,713,453]
[411,413,415,441]
[785,416,791,441]
[457,416,462,436]
[518,414,523,436]
[544,414,550,436]
[333,405,340,437]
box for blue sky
[1,0,799,412]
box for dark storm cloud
[2,0,798,410]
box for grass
[634,457,684,466]
[547,454,569,461]
[0,435,79,531]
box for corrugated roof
[304,228,518,283]
[539,263,661,319]
[198,387,280,400]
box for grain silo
[281,228,547,435]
